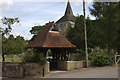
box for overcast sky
[0,0,95,40]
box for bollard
[43,64,44,77]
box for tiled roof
[27,22,76,48]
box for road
[46,66,118,78]
[1,66,119,80]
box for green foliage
[23,52,47,65]
[66,15,103,60]
[30,25,44,41]
[1,17,19,36]
[66,15,85,50]
[89,2,103,19]
[47,49,52,56]
[75,49,85,60]
[89,50,113,67]
[30,25,44,35]
[74,57,81,61]
[113,2,120,54]
[15,36,26,54]
[66,15,104,50]
[1,17,20,62]
[89,2,120,54]
[2,35,26,55]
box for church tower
[54,1,75,36]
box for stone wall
[2,62,49,78]
[58,61,92,71]
[57,61,67,70]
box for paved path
[45,66,118,78]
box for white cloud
[72,2,82,7]
[0,16,2,19]
[90,16,96,20]
[86,0,93,3]
[11,30,32,40]
[0,0,13,12]
[72,0,93,7]
[10,0,118,3]
[12,0,93,2]
[56,15,62,21]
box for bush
[75,49,85,60]
[22,53,47,65]
[89,50,113,67]
[74,57,81,61]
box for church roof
[65,1,73,15]
[27,22,76,48]
[56,1,75,23]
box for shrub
[74,57,81,61]
[22,53,47,65]
[89,50,113,67]
[75,49,85,61]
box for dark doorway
[50,60,58,71]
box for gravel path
[45,66,118,78]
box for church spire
[55,1,75,24]
[65,1,74,15]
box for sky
[0,0,95,40]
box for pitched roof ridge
[41,23,54,47]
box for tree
[1,17,20,62]
[89,2,103,19]
[2,35,7,62]
[66,15,85,50]
[2,35,26,62]
[66,15,100,49]
[6,35,16,62]
[15,36,26,54]
[87,18,106,48]
[113,2,120,54]
[1,17,19,36]
[89,2,120,54]
[30,25,44,41]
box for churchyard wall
[58,61,92,71]
[2,62,49,78]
